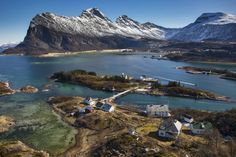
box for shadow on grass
[182,129,193,135]
[148,131,174,142]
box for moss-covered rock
[0,116,15,133]
[0,141,49,157]
[20,85,38,93]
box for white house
[84,97,95,106]
[101,103,115,112]
[146,105,171,117]
[158,119,182,139]
[190,122,213,135]
[140,75,147,81]
[121,73,132,80]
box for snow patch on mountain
[0,42,19,52]
[195,12,236,25]
[30,8,177,40]
[170,12,236,41]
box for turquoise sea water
[0,53,236,154]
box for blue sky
[0,0,236,44]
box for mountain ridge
[0,42,19,52]
[4,8,236,54]
[171,12,236,41]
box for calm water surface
[0,53,236,154]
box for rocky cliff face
[4,9,236,54]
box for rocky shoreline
[0,141,49,157]
[36,49,134,57]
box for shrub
[167,81,181,87]
[88,72,97,76]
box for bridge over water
[103,87,139,102]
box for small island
[19,85,39,93]
[50,69,229,101]
[0,81,39,96]
[0,82,15,96]
[178,66,236,81]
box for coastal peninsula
[51,69,229,101]
[47,95,236,157]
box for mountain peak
[81,8,109,21]
[200,12,227,17]
[116,15,140,27]
[195,12,236,25]
[117,15,136,21]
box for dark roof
[183,114,193,119]
[159,118,181,133]
[85,96,92,100]
[102,104,113,111]
[96,102,104,108]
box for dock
[145,74,196,86]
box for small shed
[84,97,95,105]
[182,114,194,123]
[101,103,115,112]
[85,105,94,113]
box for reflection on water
[0,53,236,154]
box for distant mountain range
[4,8,236,54]
[171,12,236,41]
[0,42,19,52]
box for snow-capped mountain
[5,8,178,54]
[0,42,19,52]
[170,12,236,41]
[29,8,174,40]
[4,9,236,54]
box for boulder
[20,85,38,93]
[0,115,15,133]
[0,81,15,96]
